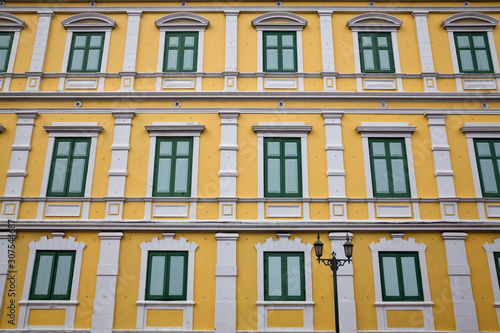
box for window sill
[19,300,78,306]
[374,301,434,307]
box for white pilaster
[120,11,142,91]
[329,233,356,333]
[413,11,438,92]
[323,113,346,220]
[91,232,123,333]
[441,232,479,333]
[106,112,135,220]
[318,11,337,91]
[219,112,239,220]
[215,233,239,332]
[1,113,37,220]
[427,114,458,220]
[0,231,15,319]
[224,11,239,91]
[25,11,54,92]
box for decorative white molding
[162,78,195,89]
[266,204,302,218]
[120,11,142,91]
[215,233,239,332]
[363,79,397,90]
[412,11,438,92]
[37,122,103,221]
[18,233,86,330]
[318,11,336,77]
[91,232,123,333]
[1,113,37,220]
[463,79,497,90]
[486,205,500,218]
[137,234,198,331]
[152,204,189,218]
[264,78,297,89]
[255,234,314,331]
[45,204,82,217]
[25,11,53,92]
[224,11,239,75]
[441,12,499,31]
[442,232,479,333]
[323,113,346,219]
[356,122,419,219]
[376,204,412,218]
[483,238,500,328]
[0,13,27,31]
[0,13,25,92]
[460,123,500,219]
[369,234,434,331]
[59,13,115,92]
[330,233,356,333]
[65,79,98,90]
[253,123,312,220]
[219,112,239,220]
[426,114,458,220]
[144,123,205,220]
[155,13,209,92]
[106,112,135,220]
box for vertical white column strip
[329,233,357,333]
[218,111,239,220]
[318,11,338,91]
[26,11,54,91]
[91,232,124,333]
[442,232,479,333]
[413,11,438,92]
[224,11,239,91]
[120,11,142,91]
[106,112,135,220]
[426,114,458,219]
[323,112,346,219]
[1,113,38,220]
[215,233,239,332]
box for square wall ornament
[4,204,16,216]
[222,204,233,216]
[444,204,455,216]
[108,204,120,216]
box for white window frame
[155,13,209,91]
[59,13,116,91]
[356,122,418,220]
[0,13,26,92]
[369,233,434,331]
[460,122,500,219]
[347,13,403,92]
[136,233,198,330]
[441,13,500,91]
[251,12,307,91]
[18,232,86,330]
[144,122,205,220]
[252,122,312,220]
[483,238,500,328]
[255,233,314,331]
[37,122,103,220]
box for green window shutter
[264,252,305,301]
[359,32,395,73]
[30,251,76,300]
[263,31,297,72]
[379,252,423,302]
[145,251,188,301]
[474,139,500,197]
[47,138,91,197]
[164,32,198,72]
[0,32,14,73]
[264,138,302,197]
[153,137,193,197]
[454,32,493,73]
[67,32,105,73]
[369,138,410,198]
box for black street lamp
[314,233,353,333]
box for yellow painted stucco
[387,310,425,328]
[146,309,183,327]
[28,309,66,326]
[267,309,304,327]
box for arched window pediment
[0,13,26,31]
[61,13,116,30]
[155,12,210,30]
[441,12,498,31]
[252,12,307,30]
[347,13,402,31]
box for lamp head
[313,233,324,259]
[343,234,353,260]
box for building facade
[1,0,500,332]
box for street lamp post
[314,233,353,333]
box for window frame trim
[163,32,199,73]
[263,251,306,301]
[453,32,494,74]
[473,138,500,197]
[145,251,189,301]
[66,31,106,73]
[0,31,14,73]
[0,13,26,91]
[18,233,86,330]
[358,32,395,74]
[262,31,298,73]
